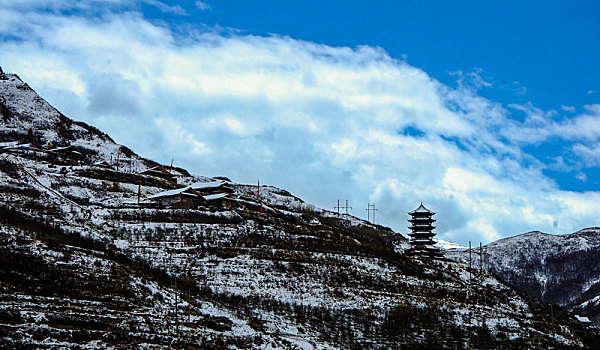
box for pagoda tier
[408,232,436,238]
[404,203,442,258]
[404,245,443,258]
[408,225,437,230]
[408,228,436,233]
[408,218,436,223]
[408,237,436,244]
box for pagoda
[404,203,442,257]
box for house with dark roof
[148,186,206,209]
[140,165,176,181]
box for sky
[1,0,599,244]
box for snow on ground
[435,239,467,250]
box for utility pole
[169,252,179,339]
[174,273,178,336]
[187,266,192,323]
[372,203,377,223]
[257,179,263,214]
[137,175,141,204]
[479,242,483,275]
[116,152,120,172]
[366,203,379,224]
[342,200,352,215]
[482,245,485,272]
[469,241,472,281]
[334,200,351,218]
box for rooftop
[409,203,435,215]
[148,186,200,199]
[190,180,226,190]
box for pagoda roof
[409,203,435,215]
[410,237,436,242]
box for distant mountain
[446,228,600,327]
[1,68,598,349]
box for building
[191,181,234,209]
[140,165,176,181]
[190,180,233,195]
[148,180,236,210]
[2,143,48,159]
[47,145,84,163]
[203,192,234,209]
[148,186,206,209]
[93,160,113,169]
[404,203,442,258]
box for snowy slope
[0,72,116,156]
[1,69,599,349]
[446,228,600,326]
[0,70,189,178]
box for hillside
[1,69,599,349]
[446,228,600,328]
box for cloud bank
[1,1,600,244]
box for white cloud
[449,68,492,92]
[555,105,600,141]
[143,0,186,15]
[1,3,599,245]
[575,172,587,182]
[195,1,211,10]
[572,143,600,168]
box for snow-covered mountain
[0,71,116,157]
[0,70,187,178]
[446,228,600,327]
[1,68,599,348]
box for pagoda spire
[404,203,442,258]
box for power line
[342,200,352,215]
[366,203,379,224]
[334,199,352,216]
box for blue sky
[1,1,599,244]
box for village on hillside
[0,138,460,260]
[0,140,237,210]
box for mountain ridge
[1,69,598,349]
[447,227,600,328]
